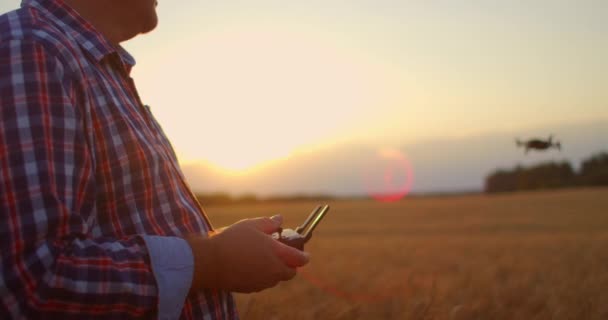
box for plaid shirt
[0,0,237,318]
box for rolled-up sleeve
[0,40,159,318]
[142,236,194,320]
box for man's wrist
[185,234,219,292]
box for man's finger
[249,216,282,234]
[270,214,283,225]
[274,241,310,268]
[278,265,297,281]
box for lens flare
[363,148,414,202]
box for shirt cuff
[142,235,194,320]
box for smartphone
[272,204,330,250]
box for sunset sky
[2,1,606,195]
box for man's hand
[186,215,310,293]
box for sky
[1,1,607,195]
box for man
[0,0,309,319]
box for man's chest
[82,61,176,168]
[71,55,207,236]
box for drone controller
[272,204,330,251]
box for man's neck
[62,0,132,45]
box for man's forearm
[185,234,219,292]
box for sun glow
[134,24,400,172]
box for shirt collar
[22,0,136,71]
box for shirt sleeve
[141,236,194,320]
[0,39,160,318]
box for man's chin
[120,18,158,43]
[141,17,159,34]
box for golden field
[204,188,608,320]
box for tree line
[485,151,608,193]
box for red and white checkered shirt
[0,0,237,318]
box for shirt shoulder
[0,7,82,73]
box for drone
[516,135,561,154]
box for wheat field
[204,188,608,320]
